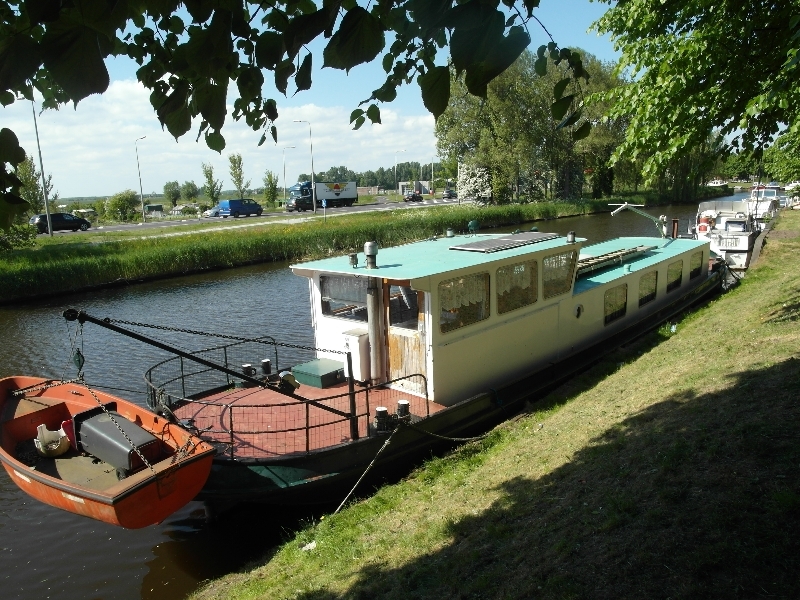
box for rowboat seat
[34,423,70,458]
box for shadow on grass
[296,357,800,600]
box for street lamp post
[30,100,53,237]
[394,149,406,197]
[293,120,315,213]
[282,145,295,208]
[135,136,146,222]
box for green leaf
[255,31,284,70]
[418,66,450,118]
[463,25,530,98]
[323,6,385,72]
[0,128,26,166]
[24,0,62,25]
[382,53,393,73]
[371,80,397,103]
[572,121,591,141]
[557,108,582,130]
[192,81,227,131]
[258,132,266,146]
[237,66,264,104]
[205,129,226,153]
[553,77,570,101]
[534,56,547,76]
[349,108,364,123]
[184,0,213,24]
[352,115,365,130]
[551,94,574,121]
[270,125,277,143]
[41,21,109,103]
[295,53,312,93]
[0,192,30,231]
[366,103,381,124]
[275,59,295,95]
[265,98,278,121]
[284,6,338,59]
[157,80,192,139]
[0,91,14,106]
[0,35,43,92]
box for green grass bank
[1,200,610,303]
[192,212,800,599]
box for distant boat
[706,179,728,187]
[0,376,215,529]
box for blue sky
[3,1,617,199]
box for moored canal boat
[0,376,216,528]
[133,228,723,507]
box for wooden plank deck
[173,380,445,459]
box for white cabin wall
[429,248,580,406]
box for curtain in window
[439,273,490,311]
[497,260,537,314]
[543,251,577,299]
[320,275,368,304]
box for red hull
[0,376,215,529]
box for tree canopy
[0,0,591,228]
[594,0,800,180]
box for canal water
[0,203,708,599]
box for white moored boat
[693,200,762,270]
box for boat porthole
[574,304,583,318]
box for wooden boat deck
[173,380,446,459]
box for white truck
[315,182,358,208]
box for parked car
[203,205,221,217]
[218,199,263,218]
[29,213,91,233]
[441,189,457,199]
[404,192,423,202]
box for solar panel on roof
[449,232,559,253]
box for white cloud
[2,80,436,198]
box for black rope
[334,428,398,515]
[401,420,490,443]
[107,318,345,355]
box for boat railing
[144,336,313,410]
[211,374,429,460]
[144,338,429,460]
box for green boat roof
[574,237,707,293]
[291,232,585,281]
[291,233,707,292]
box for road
[55,196,465,235]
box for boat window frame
[438,271,491,334]
[604,283,628,325]
[496,259,538,315]
[667,260,683,292]
[388,283,422,331]
[542,250,577,300]
[638,270,658,307]
[689,251,703,279]
[319,274,370,322]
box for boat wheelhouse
[293,233,713,406]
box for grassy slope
[193,212,800,600]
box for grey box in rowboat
[74,405,160,473]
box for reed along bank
[0,196,679,304]
[192,211,800,599]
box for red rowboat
[0,376,215,529]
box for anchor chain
[81,382,157,475]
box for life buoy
[697,222,710,233]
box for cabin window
[667,260,683,292]
[320,275,369,322]
[689,251,703,279]
[638,271,658,307]
[389,285,421,330]
[542,250,577,299]
[604,284,628,325]
[497,260,538,314]
[439,272,490,333]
